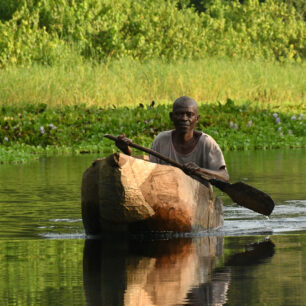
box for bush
[0,0,304,67]
[201,0,305,61]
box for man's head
[170,96,200,134]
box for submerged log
[81,153,223,235]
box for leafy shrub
[201,0,305,61]
[0,0,304,67]
[0,1,80,67]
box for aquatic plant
[0,100,304,163]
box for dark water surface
[0,149,305,305]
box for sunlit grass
[0,58,304,108]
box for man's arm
[197,166,229,182]
[183,162,229,182]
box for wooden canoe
[81,153,223,235]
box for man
[116,96,229,182]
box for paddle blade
[225,182,275,216]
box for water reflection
[83,237,275,306]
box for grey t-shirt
[149,130,226,170]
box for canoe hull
[81,153,223,235]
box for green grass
[0,58,305,108]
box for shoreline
[1,101,305,163]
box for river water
[0,149,305,305]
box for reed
[0,58,304,108]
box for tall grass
[0,58,304,108]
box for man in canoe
[116,96,229,182]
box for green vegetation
[0,240,84,304]
[0,0,304,67]
[181,0,305,20]
[0,0,305,163]
[0,100,305,163]
[1,58,305,107]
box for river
[0,149,305,305]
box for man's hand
[115,134,132,156]
[182,162,200,175]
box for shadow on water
[82,236,275,306]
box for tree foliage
[0,0,304,67]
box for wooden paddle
[104,134,275,216]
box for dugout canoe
[81,153,223,235]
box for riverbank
[1,59,305,107]
[1,100,304,163]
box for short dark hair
[173,96,198,111]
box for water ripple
[223,199,306,235]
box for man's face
[170,104,199,133]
